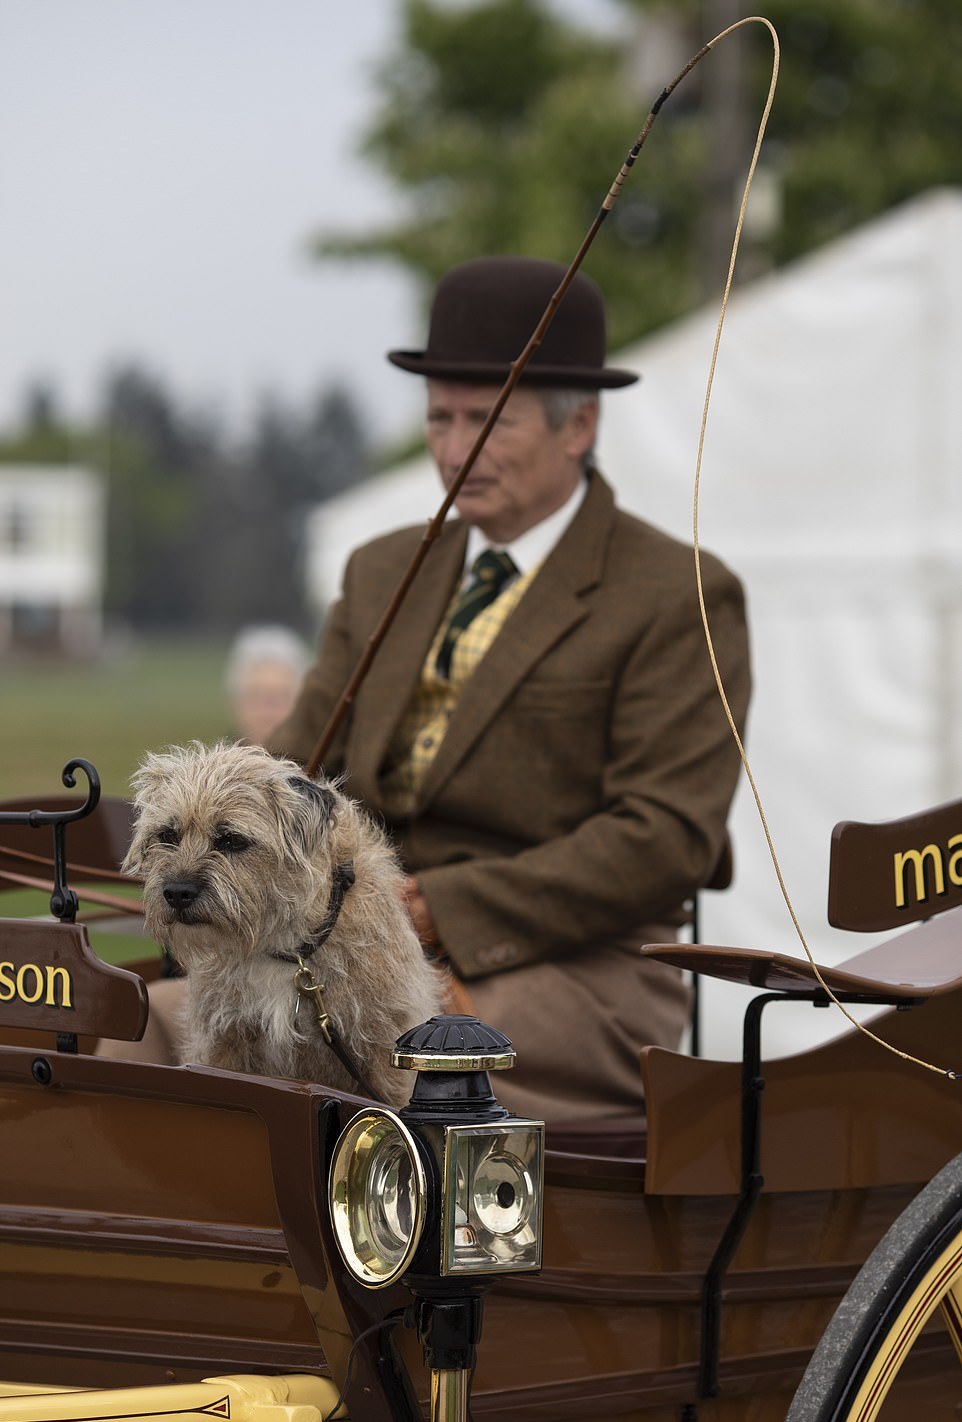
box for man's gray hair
[226,624,310,698]
[534,386,600,470]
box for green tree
[314,0,707,351]
[99,366,222,629]
[191,385,369,633]
[314,0,962,350]
[0,371,369,636]
[736,0,962,262]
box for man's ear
[563,398,599,463]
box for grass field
[1,637,234,800]
[2,638,237,964]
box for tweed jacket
[270,471,751,986]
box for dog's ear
[120,757,168,875]
[120,839,142,876]
[281,775,338,854]
[288,775,337,819]
[121,803,159,876]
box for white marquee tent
[305,188,962,1058]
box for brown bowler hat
[387,255,639,389]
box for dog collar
[270,861,356,966]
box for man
[269,255,751,1124]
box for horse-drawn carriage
[1,762,961,1422]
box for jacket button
[479,941,518,968]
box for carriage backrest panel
[641,986,962,1195]
[829,796,962,931]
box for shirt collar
[464,477,588,579]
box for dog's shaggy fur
[123,741,443,1106]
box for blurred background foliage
[315,0,962,344]
[4,0,962,803]
[0,369,368,636]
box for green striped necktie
[435,549,518,679]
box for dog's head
[124,740,340,959]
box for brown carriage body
[0,935,960,1417]
[1,797,962,1418]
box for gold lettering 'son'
[47,966,73,1009]
[894,841,951,909]
[17,964,45,1004]
[0,962,75,1010]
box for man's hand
[400,876,476,1013]
[399,875,441,951]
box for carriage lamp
[328,1015,545,1422]
[329,1015,544,1284]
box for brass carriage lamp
[328,1015,545,1419]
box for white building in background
[0,465,106,655]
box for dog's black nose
[163,880,201,909]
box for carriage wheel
[787,1150,962,1420]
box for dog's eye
[156,827,180,847]
[214,831,251,855]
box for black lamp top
[393,1015,515,1072]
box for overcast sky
[0,0,622,449]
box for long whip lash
[691,18,955,1078]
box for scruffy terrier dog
[123,740,443,1106]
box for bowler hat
[387,256,639,389]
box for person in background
[268,255,752,1126]
[227,624,310,746]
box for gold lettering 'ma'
[45,965,72,1009]
[894,844,946,909]
[949,834,962,888]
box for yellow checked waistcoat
[380,566,538,817]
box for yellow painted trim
[0,1373,341,1422]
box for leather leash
[269,862,380,1100]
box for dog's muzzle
[162,879,207,922]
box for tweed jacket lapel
[349,521,468,797]
[418,472,615,806]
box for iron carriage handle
[0,758,101,923]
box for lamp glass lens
[442,1122,544,1275]
[329,1110,426,1287]
[368,1133,417,1255]
[473,1150,533,1234]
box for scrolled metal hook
[0,757,103,923]
[58,758,102,821]
[0,758,102,830]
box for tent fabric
[305,189,962,1059]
